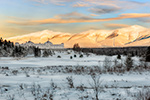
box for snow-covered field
[0,50,150,100]
[0,50,140,68]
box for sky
[0,0,150,38]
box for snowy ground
[0,50,140,68]
[0,50,150,100]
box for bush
[117,54,121,59]
[57,55,61,58]
[76,84,85,91]
[132,88,150,100]
[103,57,111,70]
[12,70,18,75]
[66,76,74,88]
[79,54,83,58]
[31,82,56,100]
[43,50,49,57]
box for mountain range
[7,25,150,48]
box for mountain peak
[6,25,150,48]
[128,25,146,30]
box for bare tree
[89,73,103,100]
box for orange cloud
[8,13,150,25]
[90,14,99,16]
[73,2,89,7]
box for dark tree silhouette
[125,55,133,71]
[117,54,121,59]
[146,46,150,62]
[73,43,80,51]
[34,47,41,57]
[43,50,49,57]
[0,37,3,46]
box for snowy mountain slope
[7,25,150,48]
[8,30,72,44]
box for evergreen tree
[146,46,150,62]
[34,47,41,57]
[117,54,121,59]
[79,54,83,58]
[4,40,8,46]
[70,56,73,59]
[0,38,3,46]
[43,50,49,57]
[125,55,133,71]
[73,43,80,51]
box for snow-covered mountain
[7,25,150,48]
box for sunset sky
[0,0,150,38]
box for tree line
[73,43,150,62]
[0,37,43,57]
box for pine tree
[125,55,133,71]
[43,50,49,57]
[34,47,41,57]
[0,38,3,46]
[117,54,121,59]
[146,46,150,62]
[73,43,80,51]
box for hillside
[7,25,150,48]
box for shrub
[117,54,121,59]
[57,55,61,58]
[43,50,49,57]
[79,54,83,58]
[12,70,18,75]
[103,57,111,70]
[66,76,74,88]
[130,88,150,100]
[76,84,85,91]
[74,55,76,57]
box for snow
[7,25,150,48]
[0,72,150,100]
[0,50,140,68]
[0,50,149,100]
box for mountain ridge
[6,25,150,48]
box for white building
[15,41,64,49]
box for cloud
[89,5,120,14]
[50,0,74,6]
[136,18,150,23]
[31,0,150,13]
[31,0,74,5]
[55,12,91,19]
[72,2,89,7]
[90,14,99,16]
[31,0,48,4]
[73,0,150,11]
[104,23,130,29]
[8,13,150,25]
